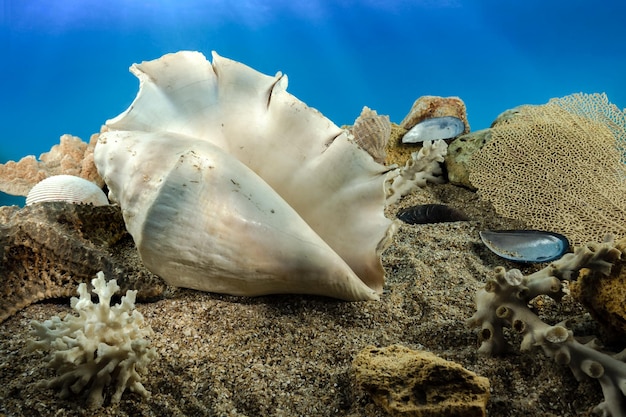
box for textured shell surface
[397,204,469,225]
[350,106,391,164]
[479,230,570,263]
[25,174,109,206]
[402,116,465,143]
[94,51,394,301]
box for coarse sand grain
[0,184,606,416]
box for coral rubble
[0,134,103,196]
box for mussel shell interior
[479,230,570,263]
[402,116,465,143]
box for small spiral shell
[26,175,109,206]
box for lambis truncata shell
[94,51,395,301]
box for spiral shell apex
[26,175,109,206]
[94,51,395,301]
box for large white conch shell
[94,51,394,301]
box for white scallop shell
[94,51,395,301]
[25,175,109,206]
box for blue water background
[1,0,625,206]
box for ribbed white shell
[26,175,109,206]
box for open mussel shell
[479,230,570,263]
[402,116,465,143]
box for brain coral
[469,93,626,246]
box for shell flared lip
[479,230,570,263]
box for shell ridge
[266,73,287,109]
[25,175,108,206]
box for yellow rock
[570,237,626,342]
[384,122,412,167]
[353,344,490,417]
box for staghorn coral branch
[468,236,626,417]
[385,139,447,205]
[28,271,157,408]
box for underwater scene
[1,1,626,416]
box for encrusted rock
[0,202,165,322]
[445,129,492,189]
[353,344,490,417]
[490,105,527,127]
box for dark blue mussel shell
[397,204,469,225]
[479,230,570,263]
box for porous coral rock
[0,202,165,322]
[571,237,626,342]
[468,92,626,246]
[383,122,411,166]
[444,129,492,189]
[29,271,157,408]
[353,344,490,417]
[0,133,103,196]
[468,236,626,417]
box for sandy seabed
[0,183,606,417]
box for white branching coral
[386,139,448,205]
[468,237,626,417]
[29,271,157,408]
